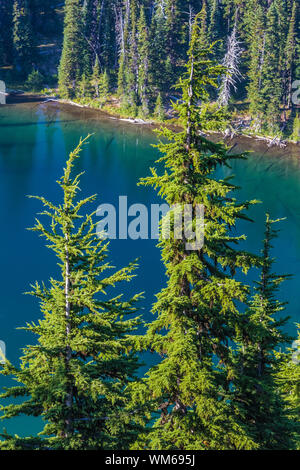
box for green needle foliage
[134,14,260,451]
[12,0,34,77]
[232,215,297,449]
[2,1,299,134]
[58,0,86,99]
[0,137,143,450]
[276,326,300,449]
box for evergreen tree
[58,0,86,99]
[0,0,13,67]
[77,72,93,99]
[82,0,100,74]
[98,70,110,106]
[154,92,165,121]
[260,2,283,133]
[25,69,44,92]
[164,0,185,81]
[134,14,259,450]
[91,55,102,98]
[290,113,300,143]
[232,215,297,449]
[137,8,150,117]
[276,326,300,448]
[0,137,143,450]
[284,1,298,111]
[198,0,208,47]
[126,0,139,111]
[91,57,110,105]
[246,1,266,131]
[2,0,299,135]
[28,0,56,34]
[148,0,169,94]
[207,0,222,44]
[83,0,118,74]
[117,0,131,96]
[12,0,34,77]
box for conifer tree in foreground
[232,215,297,449]
[0,137,143,450]
[134,14,260,450]
[276,325,300,449]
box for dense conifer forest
[0,1,299,452]
[0,0,299,139]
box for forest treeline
[0,0,299,138]
[0,14,299,451]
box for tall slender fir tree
[0,137,143,450]
[133,13,260,450]
[12,0,34,77]
[232,215,297,449]
[58,0,86,99]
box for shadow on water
[0,119,77,127]
[6,93,46,105]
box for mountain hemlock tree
[58,0,86,99]
[0,137,143,450]
[232,214,297,449]
[134,13,260,451]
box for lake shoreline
[5,93,300,159]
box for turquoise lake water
[0,101,299,437]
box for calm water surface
[0,101,299,436]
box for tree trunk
[64,231,73,438]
